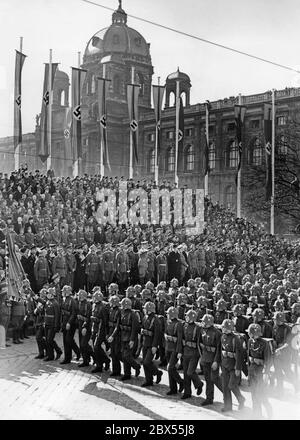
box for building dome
[84,1,150,61]
[166,68,191,84]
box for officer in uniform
[85,245,101,293]
[44,287,62,361]
[140,301,163,387]
[77,289,93,367]
[90,290,110,373]
[33,288,47,359]
[60,285,80,364]
[252,308,273,338]
[107,295,122,377]
[214,299,228,325]
[115,245,129,293]
[164,306,184,395]
[65,245,77,290]
[199,314,223,406]
[181,309,204,399]
[247,323,273,418]
[155,290,168,367]
[219,319,245,412]
[156,250,168,283]
[102,244,116,289]
[272,311,293,392]
[52,247,67,287]
[119,297,141,380]
[34,249,50,291]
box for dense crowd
[0,165,300,419]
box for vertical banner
[71,67,87,177]
[234,104,247,179]
[14,50,27,170]
[98,77,111,174]
[204,101,211,197]
[39,63,58,162]
[264,103,273,201]
[178,97,184,151]
[152,85,165,158]
[127,83,140,172]
[64,107,72,173]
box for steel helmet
[215,282,225,292]
[93,291,103,303]
[291,302,300,314]
[232,304,244,316]
[141,288,152,300]
[62,285,72,296]
[121,297,132,310]
[248,295,258,304]
[252,307,265,321]
[216,299,227,312]
[196,296,207,307]
[156,290,165,301]
[46,287,55,299]
[134,284,142,294]
[126,286,135,298]
[276,285,285,295]
[166,306,179,320]
[178,286,187,295]
[288,292,298,304]
[273,311,285,324]
[177,293,188,306]
[187,279,196,288]
[78,289,88,301]
[221,319,235,333]
[234,284,243,293]
[145,281,154,291]
[39,288,48,299]
[202,314,214,328]
[170,278,179,287]
[108,283,119,294]
[231,292,242,303]
[196,287,206,298]
[157,281,167,290]
[199,281,208,291]
[92,286,101,293]
[109,295,120,308]
[244,281,253,291]
[185,309,197,322]
[248,323,262,339]
[143,301,156,315]
[274,299,284,311]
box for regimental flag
[264,103,273,201]
[98,77,111,171]
[234,104,247,179]
[204,101,211,176]
[13,50,27,158]
[152,85,165,157]
[63,107,72,162]
[71,68,87,166]
[6,232,25,301]
[127,83,140,164]
[39,63,58,162]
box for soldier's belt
[183,341,197,349]
[77,315,87,320]
[222,350,236,359]
[158,264,167,267]
[200,343,216,353]
[249,356,264,366]
[164,334,177,343]
[141,328,153,337]
[45,314,55,318]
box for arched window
[252,138,263,165]
[185,145,194,171]
[92,102,98,120]
[227,140,238,168]
[278,134,288,155]
[169,91,176,107]
[225,185,236,210]
[180,92,186,107]
[149,149,155,173]
[208,141,216,170]
[137,72,145,97]
[113,74,121,95]
[60,90,66,106]
[91,75,96,94]
[166,147,175,172]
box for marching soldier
[155,249,168,283]
[44,287,62,361]
[140,301,163,387]
[247,323,273,418]
[77,289,93,367]
[33,288,47,359]
[199,314,223,406]
[85,245,101,293]
[107,295,122,377]
[115,245,129,293]
[65,245,77,290]
[214,299,228,325]
[252,308,273,338]
[181,309,204,399]
[52,247,67,287]
[164,306,184,395]
[219,319,245,412]
[102,244,116,289]
[60,285,80,364]
[90,290,110,374]
[119,297,141,380]
[272,311,294,392]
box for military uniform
[85,253,101,292]
[120,309,140,377]
[156,253,168,283]
[164,318,184,393]
[61,296,80,362]
[141,312,162,384]
[182,322,203,397]
[91,302,110,370]
[52,255,67,287]
[115,251,129,291]
[34,256,50,290]
[107,305,122,375]
[272,323,293,390]
[77,299,93,365]
[34,299,46,357]
[66,252,77,289]
[102,249,115,287]
[44,298,61,360]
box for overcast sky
[1,0,300,138]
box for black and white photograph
[0,0,300,426]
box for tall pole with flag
[271,89,276,235]
[14,37,26,171]
[234,95,246,218]
[46,49,53,172]
[127,67,139,179]
[71,64,87,178]
[98,63,111,176]
[174,79,181,186]
[264,97,275,234]
[153,78,165,185]
[204,101,210,197]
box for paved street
[0,335,299,420]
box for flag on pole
[39,63,58,162]
[152,85,165,156]
[234,104,247,180]
[63,107,72,162]
[204,101,211,177]
[71,67,87,170]
[98,77,111,171]
[6,232,25,301]
[264,103,273,201]
[178,97,184,149]
[14,50,27,163]
[127,84,140,164]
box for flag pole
[14,37,23,172]
[129,66,135,179]
[270,89,276,235]
[46,49,52,172]
[205,102,209,197]
[100,63,106,177]
[236,93,242,218]
[77,51,82,177]
[174,78,180,186]
[154,76,160,185]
